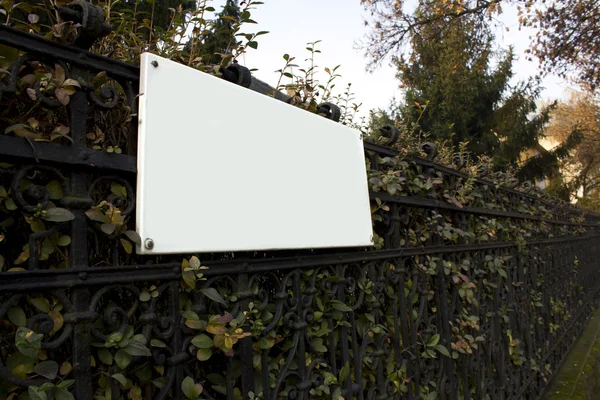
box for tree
[545,175,572,201]
[366,99,400,132]
[361,0,600,91]
[115,0,197,32]
[522,0,600,90]
[543,91,600,201]
[181,0,248,66]
[391,2,553,168]
[197,0,241,63]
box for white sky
[209,0,578,117]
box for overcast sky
[210,0,578,117]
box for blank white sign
[136,53,373,254]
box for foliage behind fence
[1,18,600,400]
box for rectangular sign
[136,53,373,254]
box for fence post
[67,81,94,399]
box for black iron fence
[1,23,600,400]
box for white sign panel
[136,53,373,254]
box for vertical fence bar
[67,80,94,399]
[237,273,256,399]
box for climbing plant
[1,1,600,400]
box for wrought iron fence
[1,21,600,400]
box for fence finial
[55,0,112,49]
[379,125,399,146]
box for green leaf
[427,334,440,347]
[191,334,213,349]
[37,383,54,392]
[311,326,332,337]
[332,387,342,399]
[15,327,42,359]
[57,235,71,246]
[181,311,199,320]
[139,290,151,302]
[311,338,327,353]
[182,376,201,399]
[29,297,50,313]
[111,373,127,386]
[97,348,113,365]
[43,208,75,222]
[258,337,271,350]
[101,223,116,235]
[124,341,151,356]
[212,385,227,395]
[45,181,63,200]
[150,339,166,348]
[188,256,201,269]
[434,344,450,357]
[248,41,258,49]
[120,239,133,254]
[339,362,350,383]
[57,380,74,390]
[125,230,141,245]
[200,288,227,305]
[8,306,27,327]
[48,310,64,336]
[85,209,107,223]
[54,388,75,400]
[34,360,58,379]
[110,183,126,198]
[205,324,226,335]
[28,386,47,400]
[107,332,123,345]
[5,198,17,210]
[329,310,344,321]
[59,360,72,376]
[196,348,212,361]
[5,123,30,134]
[153,377,166,389]
[132,334,147,344]
[206,373,226,385]
[42,238,54,256]
[115,349,132,369]
[330,300,353,312]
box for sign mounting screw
[151,61,158,68]
[144,238,154,250]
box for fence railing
[1,22,600,400]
